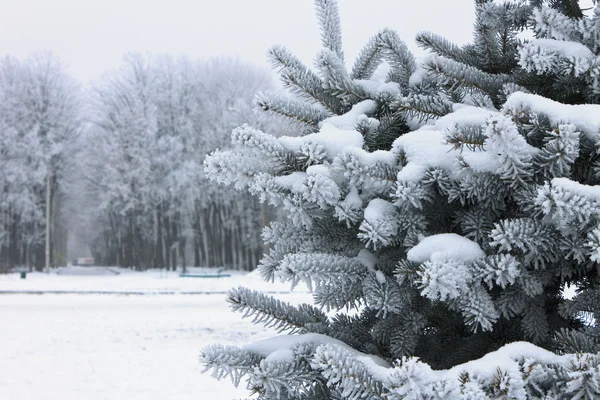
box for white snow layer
[303,123,365,158]
[273,171,307,193]
[528,38,594,59]
[276,91,600,191]
[277,100,376,160]
[278,91,600,191]
[343,146,397,166]
[320,100,377,131]
[243,332,572,398]
[433,105,497,130]
[0,269,313,400]
[355,62,402,96]
[364,198,397,221]
[504,92,600,140]
[387,91,600,184]
[356,248,378,271]
[364,341,570,393]
[306,164,332,177]
[393,129,455,182]
[391,105,498,181]
[407,233,485,263]
[245,333,390,368]
[444,341,567,380]
[551,177,600,202]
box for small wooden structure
[179,268,231,278]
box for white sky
[0,0,477,83]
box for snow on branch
[205,334,600,399]
[504,91,600,141]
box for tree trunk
[155,208,165,268]
[193,216,201,267]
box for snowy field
[0,266,300,294]
[0,268,310,400]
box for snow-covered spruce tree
[201,0,600,398]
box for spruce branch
[363,273,408,317]
[268,45,311,74]
[445,125,487,152]
[554,328,600,354]
[312,280,365,311]
[228,286,329,333]
[314,0,345,62]
[416,31,476,66]
[554,0,585,19]
[250,351,321,398]
[315,49,368,105]
[268,45,342,113]
[200,344,262,387]
[255,91,331,132]
[490,218,559,269]
[424,56,513,105]
[392,92,453,121]
[277,252,367,292]
[474,2,505,73]
[530,6,580,42]
[350,33,382,80]
[312,343,385,399]
[521,298,550,343]
[455,285,499,333]
[377,29,416,87]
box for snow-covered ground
[0,268,311,400]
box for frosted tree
[187,57,276,270]
[85,53,160,269]
[0,52,80,271]
[76,54,272,269]
[201,0,600,398]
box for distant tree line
[0,51,275,272]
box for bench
[179,268,231,278]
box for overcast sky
[0,0,479,83]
